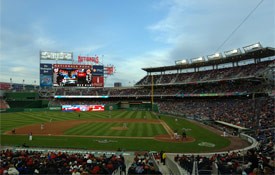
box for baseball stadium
[0,43,274,175]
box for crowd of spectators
[55,88,108,96]
[1,60,272,99]
[0,149,125,175]
[136,60,273,86]
[49,59,272,97]
[0,99,9,110]
[174,148,274,175]
[127,153,162,175]
[157,93,274,174]
[0,59,272,97]
[174,154,195,174]
[157,96,274,130]
[50,80,269,97]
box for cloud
[0,22,59,84]
[1,0,273,87]
[72,44,106,57]
[147,0,188,44]
[103,48,172,86]
[10,66,27,73]
[147,0,275,61]
[34,37,57,49]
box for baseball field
[0,110,247,153]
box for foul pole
[151,75,154,111]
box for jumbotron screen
[52,64,104,87]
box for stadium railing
[166,133,258,175]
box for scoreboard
[40,64,104,87]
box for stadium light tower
[34,80,36,90]
[23,79,25,90]
[207,52,224,61]
[224,48,242,57]
[10,78,12,90]
[243,42,262,53]
[175,59,189,65]
[191,56,206,64]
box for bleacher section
[136,60,274,86]
[0,149,126,175]
[0,99,10,110]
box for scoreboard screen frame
[52,64,104,87]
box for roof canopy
[142,47,275,73]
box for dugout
[214,120,250,136]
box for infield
[0,110,249,153]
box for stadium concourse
[0,46,274,174]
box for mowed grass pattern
[64,122,166,137]
[0,110,158,135]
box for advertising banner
[40,51,73,60]
[40,64,52,75]
[78,56,99,63]
[92,65,104,76]
[62,105,105,112]
[40,64,53,87]
[105,66,115,75]
[0,83,11,90]
[53,64,91,69]
[40,75,53,87]
[92,76,104,87]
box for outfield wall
[6,100,49,108]
[6,108,49,112]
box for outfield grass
[64,122,166,137]
[0,110,230,153]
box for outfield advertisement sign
[92,76,104,87]
[11,148,132,156]
[40,64,52,75]
[62,105,105,112]
[49,107,62,110]
[40,75,53,87]
[92,65,104,76]
[40,51,73,60]
[40,64,53,87]
[54,95,109,98]
[78,56,99,63]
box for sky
[0,0,274,87]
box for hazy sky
[0,0,274,87]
